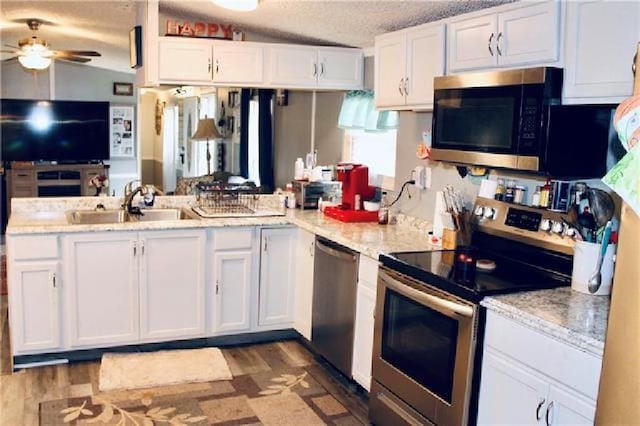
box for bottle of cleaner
[294,158,304,180]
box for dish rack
[194,182,260,217]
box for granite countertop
[482,288,610,358]
[7,196,610,356]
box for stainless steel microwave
[431,67,616,178]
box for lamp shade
[213,0,258,12]
[191,118,222,140]
[18,54,52,70]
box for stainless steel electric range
[370,197,577,426]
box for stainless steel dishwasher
[312,237,359,378]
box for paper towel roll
[478,179,498,199]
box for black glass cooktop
[379,234,573,303]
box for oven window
[381,289,458,403]
[433,86,521,152]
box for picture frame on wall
[113,82,133,96]
[129,25,142,69]
[110,106,135,158]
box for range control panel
[473,197,575,255]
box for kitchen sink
[66,209,126,225]
[66,208,199,225]
[126,208,199,222]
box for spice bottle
[532,186,541,207]
[504,179,516,203]
[494,178,506,201]
[378,192,390,225]
[539,177,551,208]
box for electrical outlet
[425,166,432,189]
[413,166,425,189]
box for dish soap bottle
[294,157,304,180]
[378,192,390,225]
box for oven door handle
[380,270,474,318]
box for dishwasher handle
[316,238,357,262]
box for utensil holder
[571,241,616,296]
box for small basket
[195,181,260,215]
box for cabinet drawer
[11,171,36,182]
[212,228,254,250]
[484,310,602,400]
[10,235,59,260]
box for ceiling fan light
[18,54,52,70]
[213,0,259,12]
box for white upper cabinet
[268,45,363,89]
[447,1,560,73]
[375,22,445,110]
[213,42,265,85]
[563,0,640,103]
[158,37,213,84]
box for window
[343,128,397,190]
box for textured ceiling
[1,0,510,74]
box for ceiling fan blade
[57,50,101,57]
[4,44,20,50]
[56,56,91,63]
[1,50,19,54]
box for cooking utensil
[586,188,615,228]
[588,221,613,293]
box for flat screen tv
[1,98,110,162]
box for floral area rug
[40,367,364,425]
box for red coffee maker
[324,163,378,222]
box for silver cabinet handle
[52,272,56,288]
[264,238,268,252]
[320,62,325,76]
[313,63,318,77]
[488,32,495,56]
[404,77,409,96]
[208,58,212,73]
[398,78,404,96]
[141,242,145,256]
[536,398,546,421]
[216,280,219,295]
[545,401,554,426]
[496,32,503,56]
[309,241,314,257]
[215,59,219,74]
[633,52,637,76]
[133,241,137,256]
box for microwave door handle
[379,270,474,318]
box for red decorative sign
[166,20,234,39]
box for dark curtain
[238,89,274,192]
[258,89,274,192]
[239,89,250,178]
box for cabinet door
[293,228,315,340]
[447,14,497,72]
[139,230,206,341]
[405,24,445,108]
[477,350,549,425]
[318,48,363,89]
[374,32,408,108]
[547,386,596,426]
[213,250,253,333]
[351,283,376,391]
[9,261,61,353]
[564,1,640,102]
[497,1,560,67]
[213,42,264,85]
[158,38,213,83]
[258,228,296,327]
[268,45,319,87]
[66,233,139,347]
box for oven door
[371,267,478,426]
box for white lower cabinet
[258,227,296,328]
[351,254,378,391]
[478,310,601,425]
[65,229,206,348]
[293,228,315,340]
[9,261,61,354]
[139,231,206,341]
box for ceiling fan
[1,19,101,70]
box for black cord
[388,180,415,207]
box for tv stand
[6,163,110,212]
